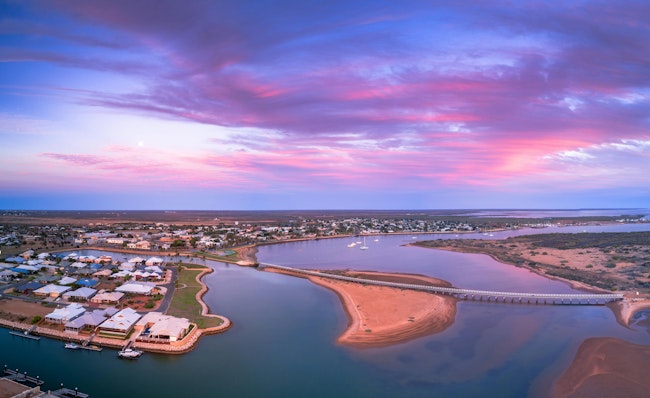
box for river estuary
[2,222,650,397]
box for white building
[136,312,191,342]
[45,303,86,324]
[98,307,142,339]
[115,282,155,295]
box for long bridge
[259,263,624,306]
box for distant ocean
[455,208,649,219]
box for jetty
[8,325,41,340]
[259,263,625,305]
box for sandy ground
[233,245,258,266]
[268,268,457,348]
[553,338,650,398]
[608,298,650,327]
[0,298,50,321]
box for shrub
[31,315,42,324]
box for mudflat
[553,337,650,398]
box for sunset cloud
[1,1,649,209]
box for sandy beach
[267,268,457,348]
[553,337,650,398]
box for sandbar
[553,337,650,398]
[267,268,457,348]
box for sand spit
[553,337,650,398]
[267,268,457,348]
[608,298,650,327]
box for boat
[118,348,143,359]
[82,344,103,352]
[347,242,357,248]
[359,237,369,250]
[64,342,79,350]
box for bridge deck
[260,263,624,305]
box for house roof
[63,287,97,299]
[34,284,71,295]
[137,312,190,338]
[99,307,141,331]
[46,303,85,321]
[65,308,114,329]
[115,282,154,295]
[58,276,78,285]
[15,281,43,291]
[91,291,124,302]
[77,278,99,287]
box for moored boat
[118,348,143,359]
[64,342,79,349]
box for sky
[0,0,649,210]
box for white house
[45,303,86,324]
[63,287,97,302]
[115,282,155,295]
[136,312,191,342]
[97,307,142,338]
[65,307,118,334]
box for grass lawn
[166,267,224,329]
[195,250,242,263]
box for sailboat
[360,237,369,250]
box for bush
[31,315,42,324]
[144,301,155,309]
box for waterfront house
[65,307,118,334]
[33,284,71,298]
[128,256,145,264]
[63,287,97,302]
[45,303,86,324]
[97,307,142,339]
[135,312,191,343]
[145,257,164,266]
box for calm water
[2,223,650,397]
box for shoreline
[0,263,231,355]
[266,268,457,348]
[410,243,650,323]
